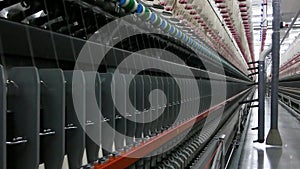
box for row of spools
[118,0,220,61]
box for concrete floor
[239,97,300,169]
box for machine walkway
[239,97,300,169]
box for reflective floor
[239,97,300,169]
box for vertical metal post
[257,60,265,143]
[0,65,6,169]
[266,0,282,146]
[219,134,226,169]
[271,0,280,131]
[257,47,271,143]
[256,0,269,142]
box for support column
[257,61,265,143]
[257,47,271,143]
[266,0,282,146]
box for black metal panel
[180,78,187,121]
[155,76,165,164]
[173,78,180,124]
[0,65,6,169]
[64,70,86,169]
[161,77,169,130]
[112,73,126,151]
[187,78,193,118]
[149,77,158,167]
[99,73,115,156]
[0,18,251,83]
[143,75,151,138]
[168,77,175,126]
[125,74,136,146]
[175,78,181,124]
[182,78,189,121]
[7,67,40,169]
[149,76,158,136]
[0,19,84,62]
[191,78,199,116]
[197,79,203,113]
[84,72,101,163]
[39,69,65,169]
[133,75,143,141]
[199,79,212,113]
[156,77,164,133]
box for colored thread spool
[136,4,152,20]
[120,0,138,12]
[150,13,162,27]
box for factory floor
[239,96,300,169]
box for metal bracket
[65,124,78,130]
[6,137,28,145]
[39,129,55,136]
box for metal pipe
[271,0,280,130]
[266,0,282,146]
[257,47,271,143]
[260,0,268,52]
[280,8,300,45]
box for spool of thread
[150,13,162,27]
[136,4,152,20]
[119,0,138,12]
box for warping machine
[0,0,256,168]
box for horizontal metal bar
[279,54,300,71]
[94,88,251,169]
[248,83,258,86]
[247,61,259,65]
[248,67,258,71]
[280,8,300,45]
[248,72,258,76]
[239,99,258,104]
